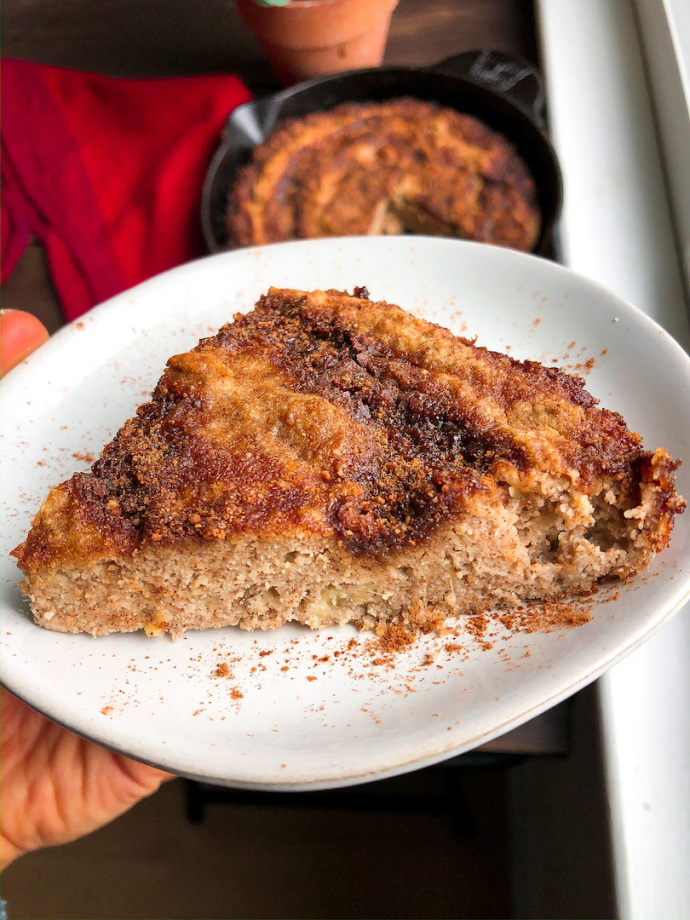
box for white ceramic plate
[2,237,690,790]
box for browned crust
[226,99,541,251]
[12,288,684,578]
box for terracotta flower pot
[237,0,400,86]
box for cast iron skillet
[202,50,563,255]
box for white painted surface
[538,1,690,917]
[635,0,690,292]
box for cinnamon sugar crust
[12,288,684,637]
[227,100,541,251]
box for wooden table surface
[2,0,565,756]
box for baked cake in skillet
[227,100,541,251]
[12,288,683,637]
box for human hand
[0,310,172,869]
[0,687,171,868]
[0,309,50,374]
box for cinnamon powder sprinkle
[495,602,593,633]
[444,643,464,654]
[376,625,417,653]
[363,623,418,667]
[360,597,594,669]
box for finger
[0,309,49,376]
[113,754,176,789]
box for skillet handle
[430,50,546,128]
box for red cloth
[1,60,252,321]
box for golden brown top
[13,288,681,574]
[227,100,541,251]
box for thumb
[0,309,50,377]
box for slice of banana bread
[12,287,684,637]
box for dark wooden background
[1,0,539,330]
[2,0,538,85]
